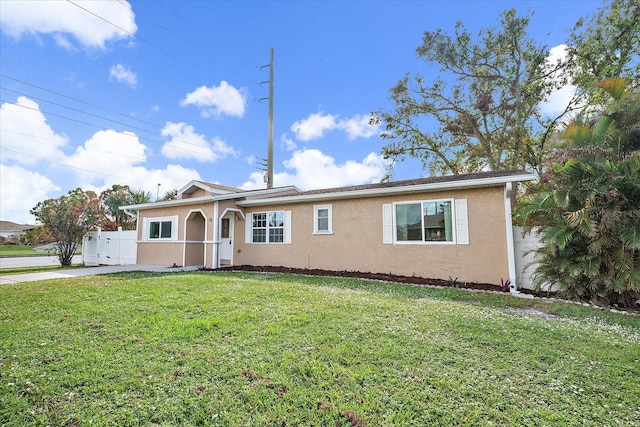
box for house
[121,170,536,289]
[0,220,37,241]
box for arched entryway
[184,210,206,266]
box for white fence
[82,227,137,266]
[513,226,556,291]
[513,227,540,290]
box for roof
[298,170,533,196]
[237,170,536,207]
[121,185,301,211]
[0,220,38,231]
[178,180,244,197]
[194,181,244,193]
[122,170,536,211]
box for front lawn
[1,272,638,426]
[0,245,43,257]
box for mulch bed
[201,264,548,297]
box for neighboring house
[121,171,536,289]
[0,220,37,240]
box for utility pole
[257,49,275,188]
[266,48,274,189]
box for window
[395,199,454,243]
[313,204,332,234]
[145,216,177,241]
[221,218,230,239]
[251,211,284,243]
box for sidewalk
[0,265,199,285]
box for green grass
[0,245,81,257]
[1,271,638,426]
[0,245,44,256]
[0,265,84,276]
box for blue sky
[0,0,603,224]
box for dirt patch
[204,264,548,296]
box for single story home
[121,170,536,290]
[0,220,38,241]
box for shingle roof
[297,170,532,196]
[0,220,37,231]
[196,181,245,193]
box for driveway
[0,264,199,285]
[0,255,83,269]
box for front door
[219,217,233,265]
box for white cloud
[160,122,240,162]
[291,112,338,141]
[0,164,60,224]
[280,134,297,151]
[241,149,388,190]
[0,0,137,49]
[180,82,247,118]
[339,114,380,140]
[0,97,205,221]
[110,64,137,87]
[53,33,73,50]
[106,164,201,201]
[540,44,580,117]
[291,111,381,141]
[68,130,147,180]
[0,97,68,165]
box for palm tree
[100,186,152,231]
[516,78,640,307]
[159,188,178,201]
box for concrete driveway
[0,255,83,269]
[0,264,199,285]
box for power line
[1,86,158,136]
[0,146,123,179]
[0,128,162,166]
[1,98,215,157]
[0,75,227,155]
[66,0,183,62]
[0,74,162,130]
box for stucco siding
[131,183,511,284]
[137,242,185,266]
[234,186,508,285]
[136,203,214,266]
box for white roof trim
[121,195,215,211]
[120,185,302,211]
[214,185,300,201]
[177,180,237,197]
[236,173,537,207]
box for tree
[375,9,568,177]
[31,188,103,267]
[567,0,640,93]
[100,185,151,230]
[159,188,178,201]
[24,226,53,246]
[515,78,640,308]
[130,188,152,205]
[100,184,132,231]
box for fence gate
[82,227,137,266]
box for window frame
[393,198,456,245]
[144,215,178,241]
[250,210,285,244]
[313,204,333,235]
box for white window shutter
[455,199,469,245]
[142,218,148,241]
[171,215,179,240]
[284,211,292,244]
[382,203,393,244]
[245,213,252,244]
